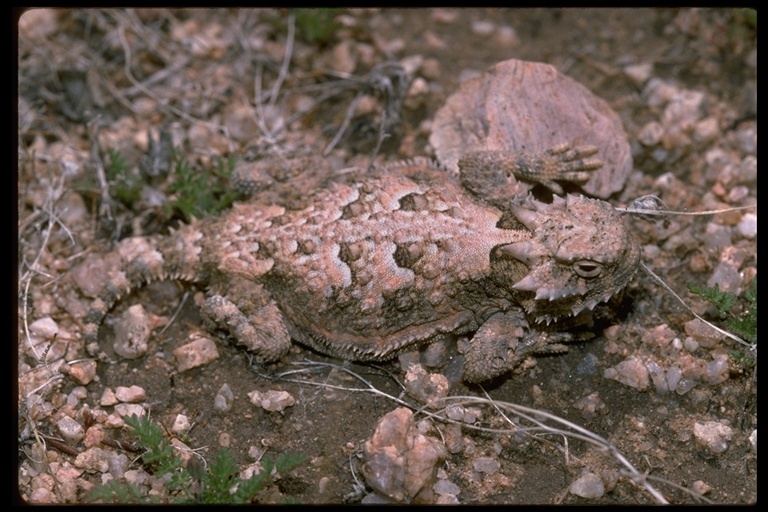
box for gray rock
[570,472,605,499]
[113,304,151,359]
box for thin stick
[641,262,753,349]
[618,204,756,216]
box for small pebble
[624,62,653,84]
[662,89,705,125]
[433,478,461,497]
[576,353,598,375]
[443,423,464,454]
[65,360,98,386]
[107,452,129,479]
[472,456,500,474]
[113,403,146,419]
[471,19,495,36]
[113,304,151,359]
[170,438,194,465]
[705,358,729,385]
[638,121,664,146]
[173,337,219,372]
[248,390,295,412]
[601,469,620,492]
[420,340,449,368]
[214,383,234,412]
[494,25,520,46]
[69,386,88,400]
[643,78,678,108]
[57,416,85,444]
[74,447,110,473]
[83,425,105,448]
[645,361,668,393]
[707,261,741,295]
[736,213,756,239]
[29,317,59,339]
[361,407,447,503]
[693,117,720,143]
[172,414,191,435]
[703,222,732,251]
[684,318,724,347]
[604,356,649,390]
[570,472,605,499]
[665,366,682,392]
[693,420,733,454]
[574,392,605,414]
[100,388,118,407]
[445,404,466,421]
[463,407,482,424]
[114,385,146,403]
[692,480,711,495]
[675,378,697,395]
[404,363,449,407]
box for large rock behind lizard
[430,58,631,199]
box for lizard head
[496,194,640,324]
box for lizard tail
[81,222,206,347]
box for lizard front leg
[463,310,591,383]
[458,144,603,200]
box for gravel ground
[17,8,756,504]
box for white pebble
[706,358,729,385]
[471,20,495,35]
[114,403,146,419]
[172,414,191,435]
[624,63,653,84]
[248,390,295,412]
[662,89,705,125]
[433,478,461,497]
[472,456,500,474]
[114,385,146,403]
[570,472,605,499]
[666,366,682,392]
[736,213,757,239]
[643,78,678,108]
[113,305,151,359]
[57,416,85,444]
[29,317,59,338]
[645,361,668,393]
[692,480,712,495]
[675,378,697,395]
[693,420,733,454]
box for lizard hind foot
[202,294,291,362]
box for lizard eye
[573,260,602,278]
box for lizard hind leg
[202,291,292,363]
